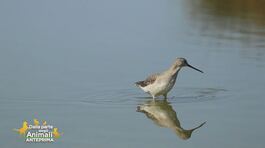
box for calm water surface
[0,0,265,147]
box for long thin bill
[187,64,204,73]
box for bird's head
[174,58,188,67]
[173,58,203,73]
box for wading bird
[135,58,203,99]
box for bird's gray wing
[135,73,159,87]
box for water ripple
[0,87,229,107]
[78,87,229,106]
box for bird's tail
[135,81,144,87]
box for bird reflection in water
[137,99,206,140]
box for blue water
[0,0,265,147]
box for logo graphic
[13,118,62,142]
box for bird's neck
[168,66,181,76]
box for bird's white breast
[145,75,176,97]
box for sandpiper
[135,58,203,99]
